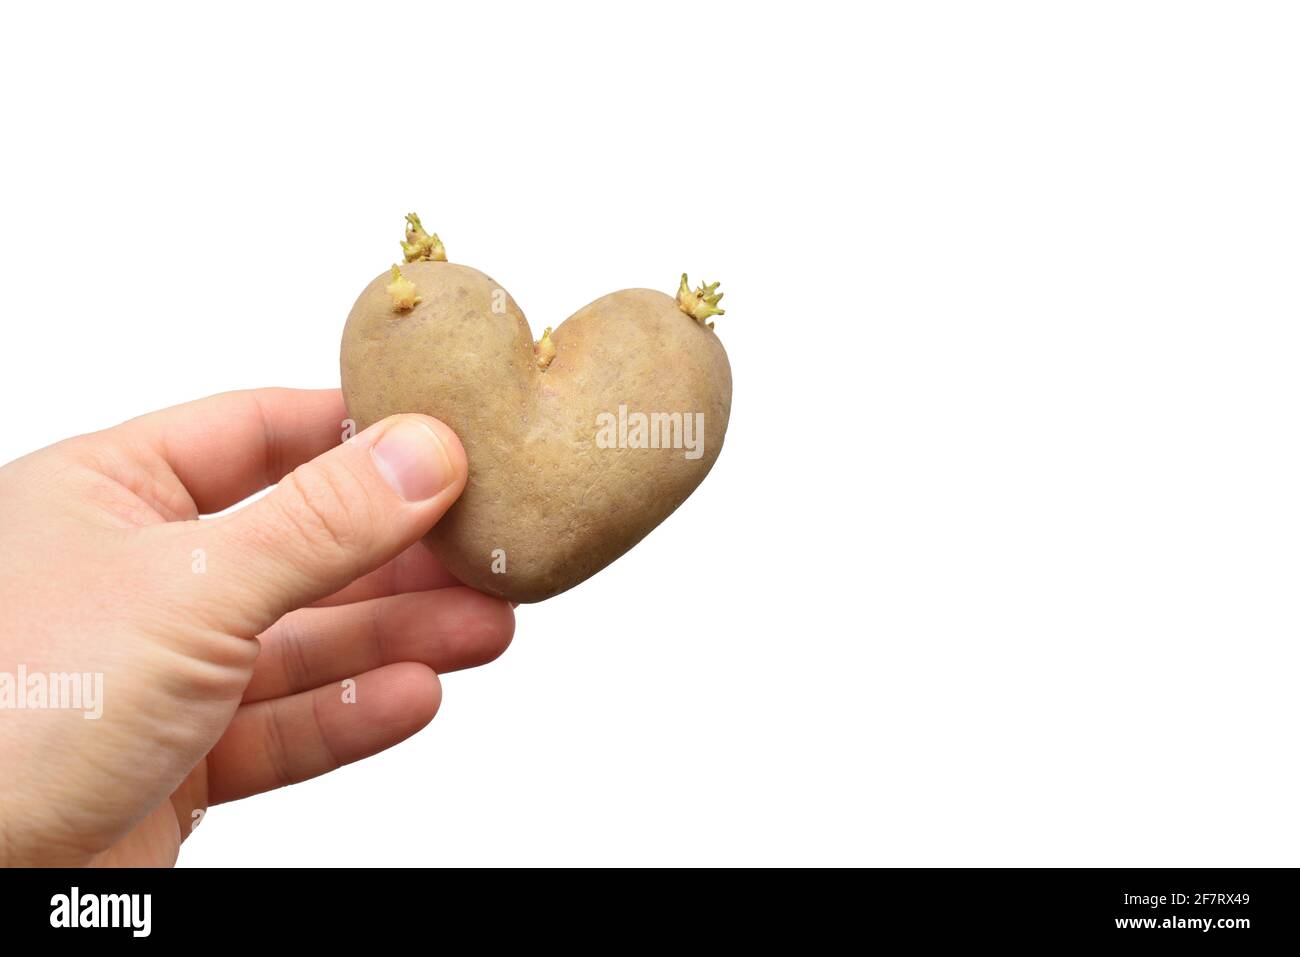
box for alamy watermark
[0,665,104,719]
[595,405,705,460]
[50,887,150,937]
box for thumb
[199,414,467,634]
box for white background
[1,2,1297,866]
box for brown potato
[340,216,732,602]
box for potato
[340,215,732,602]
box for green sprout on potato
[401,212,446,263]
[386,265,422,312]
[676,274,725,329]
[534,326,557,371]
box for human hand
[0,389,514,866]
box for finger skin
[207,663,441,805]
[118,388,350,515]
[245,587,514,702]
[309,539,461,607]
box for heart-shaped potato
[340,216,732,602]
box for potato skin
[341,263,732,602]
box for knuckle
[260,700,300,789]
[273,462,365,558]
[272,615,314,694]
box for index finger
[117,387,350,515]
